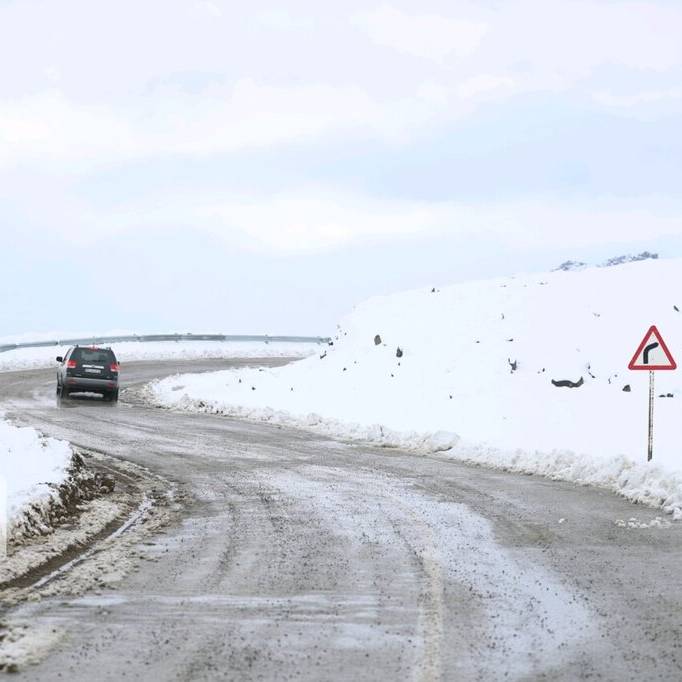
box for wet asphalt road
[1,359,682,681]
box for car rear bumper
[64,377,118,392]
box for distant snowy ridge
[150,258,682,517]
[600,251,659,267]
[554,251,658,271]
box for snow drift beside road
[151,258,682,517]
[0,420,73,539]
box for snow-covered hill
[152,258,682,516]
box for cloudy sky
[2,0,681,336]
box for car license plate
[85,368,101,374]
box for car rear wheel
[61,387,69,398]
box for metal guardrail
[0,333,331,354]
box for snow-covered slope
[151,258,682,516]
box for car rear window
[71,348,116,364]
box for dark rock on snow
[552,377,584,388]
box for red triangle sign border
[628,325,677,371]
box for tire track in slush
[384,495,445,682]
[260,468,447,680]
[263,465,598,681]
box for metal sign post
[648,370,655,462]
[628,325,677,463]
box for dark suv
[56,346,120,402]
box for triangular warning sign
[628,326,677,370]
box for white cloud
[3,166,679,256]
[130,191,682,255]
[0,0,681,260]
[355,2,682,95]
[196,2,223,18]
[198,193,438,252]
[0,1,680,175]
[0,90,135,170]
[0,75,527,171]
[593,87,682,111]
[44,66,61,84]
[483,0,682,88]
[257,9,315,31]
[141,79,386,156]
[455,74,516,100]
[355,4,488,61]
[0,82,384,170]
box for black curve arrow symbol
[643,341,659,365]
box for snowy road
[2,359,682,680]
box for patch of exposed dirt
[9,451,117,546]
[0,449,182,601]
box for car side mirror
[56,356,63,363]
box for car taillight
[67,360,77,369]
[110,363,119,373]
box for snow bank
[150,258,682,517]
[0,420,73,543]
[0,340,318,373]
